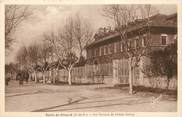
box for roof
[85,32,120,48]
[86,13,177,49]
[166,13,177,20]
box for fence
[139,76,177,90]
[34,58,177,90]
[56,62,113,84]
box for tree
[45,14,93,85]
[144,41,177,91]
[44,19,78,85]
[16,45,29,69]
[16,42,52,83]
[39,41,52,83]
[5,5,32,52]
[73,14,93,57]
[43,31,58,84]
[27,42,42,82]
[5,63,18,74]
[102,5,158,94]
[27,42,40,68]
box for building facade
[85,13,177,65]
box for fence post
[84,65,87,83]
[43,71,46,84]
[113,59,119,86]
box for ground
[5,80,177,112]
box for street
[5,80,177,112]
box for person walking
[5,72,11,86]
[18,70,24,86]
[24,70,29,83]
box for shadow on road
[6,90,43,97]
[31,96,150,112]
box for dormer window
[161,34,168,45]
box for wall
[149,34,176,46]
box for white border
[0,1,181,117]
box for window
[94,48,97,57]
[161,36,167,45]
[116,42,120,52]
[114,43,117,53]
[110,43,114,53]
[98,48,100,56]
[99,47,102,56]
[108,44,112,54]
[120,42,123,52]
[135,36,139,48]
[103,46,105,55]
[101,46,104,56]
[104,46,106,55]
[104,45,108,55]
[92,49,94,57]
[105,45,108,55]
[88,49,91,58]
[174,34,177,43]
[96,48,99,56]
[142,35,147,47]
[161,34,168,45]
[174,34,177,40]
[127,40,131,49]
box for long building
[85,13,177,65]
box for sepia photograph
[4,4,177,113]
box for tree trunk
[52,69,56,84]
[80,49,83,58]
[49,70,51,83]
[57,68,59,83]
[68,69,72,85]
[34,71,37,83]
[166,78,170,92]
[43,71,46,84]
[129,58,133,94]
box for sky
[5,4,177,64]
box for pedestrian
[5,72,11,86]
[18,70,24,86]
[24,70,29,83]
[16,71,21,81]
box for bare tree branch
[5,5,33,51]
[102,4,158,94]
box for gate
[118,58,129,84]
[113,59,129,85]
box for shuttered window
[161,34,168,45]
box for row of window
[87,34,177,58]
[88,36,147,58]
